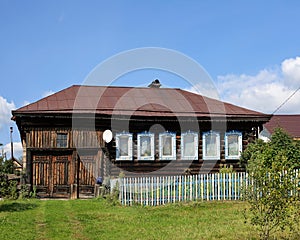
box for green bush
[18,184,36,199]
[219,164,235,173]
[0,155,23,199]
[242,128,300,239]
[0,173,18,199]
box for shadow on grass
[0,202,38,212]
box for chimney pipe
[148,79,161,88]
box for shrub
[219,164,235,173]
[0,173,18,199]
[242,128,300,239]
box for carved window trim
[116,132,133,161]
[202,131,220,160]
[181,131,198,160]
[137,132,155,161]
[225,131,242,160]
[159,132,176,160]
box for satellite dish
[103,129,113,143]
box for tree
[0,152,18,199]
[241,128,300,239]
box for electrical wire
[271,86,300,115]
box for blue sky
[1,0,300,158]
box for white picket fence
[119,172,248,206]
[118,170,300,206]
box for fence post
[200,174,204,200]
[230,173,232,200]
[174,176,176,202]
[167,176,171,203]
[217,173,220,201]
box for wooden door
[77,154,96,196]
[32,155,52,196]
[52,155,71,197]
[32,153,72,197]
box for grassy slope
[0,200,258,240]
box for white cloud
[216,56,300,114]
[281,56,300,88]
[21,100,31,107]
[20,90,54,108]
[0,96,15,130]
[185,82,220,100]
[42,90,55,98]
[2,142,23,160]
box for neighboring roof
[263,115,300,138]
[12,85,270,120]
[12,157,23,168]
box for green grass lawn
[0,199,290,240]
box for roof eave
[12,111,271,122]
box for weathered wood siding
[20,118,262,197]
[24,127,106,198]
[25,128,105,149]
[32,152,73,197]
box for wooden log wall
[23,119,260,180]
[25,128,105,149]
[110,125,256,177]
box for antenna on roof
[148,79,161,88]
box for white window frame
[225,131,242,159]
[159,132,176,160]
[181,131,198,160]
[202,131,220,160]
[116,132,133,161]
[137,132,155,161]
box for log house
[12,84,271,198]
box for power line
[271,86,300,115]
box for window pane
[203,132,220,160]
[184,135,195,156]
[162,136,172,156]
[119,136,129,156]
[181,132,198,160]
[140,136,151,157]
[57,133,67,148]
[228,135,239,156]
[205,134,217,156]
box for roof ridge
[72,84,182,90]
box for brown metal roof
[12,85,269,119]
[264,115,300,138]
